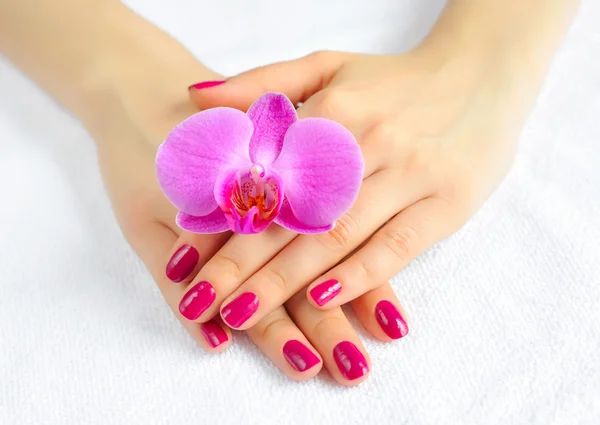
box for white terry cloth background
[1,0,599,424]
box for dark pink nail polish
[282,340,320,372]
[309,279,342,306]
[221,292,259,328]
[200,319,229,348]
[375,300,409,340]
[333,341,369,381]
[178,281,216,320]
[188,80,226,90]
[165,244,199,283]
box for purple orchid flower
[156,92,363,234]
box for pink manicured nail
[178,281,216,320]
[200,319,229,348]
[188,80,226,90]
[282,340,320,372]
[309,279,342,306]
[165,244,199,283]
[333,341,369,381]
[221,292,259,328]
[375,300,409,340]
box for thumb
[188,51,352,111]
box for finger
[286,291,371,386]
[246,306,322,381]
[308,196,463,309]
[164,230,230,284]
[218,172,423,330]
[177,225,296,323]
[351,283,409,341]
[133,223,233,352]
[189,51,353,111]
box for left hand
[184,48,535,330]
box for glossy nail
[165,244,199,283]
[221,292,259,328]
[309,279,342,306]
[282,340,320,372]
[178,281,216,320]
[375,300,409,340]
[200,319,229,348]
[333,341,369,381]
[188,80,226,90]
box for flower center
[230,164,279,220]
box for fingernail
[282,340,320,372]
[200,319,229,348]
[188,80,226,90]
[165,244,199,283]
[375,300,409,340]
[178,281,216,320]
[221,292,259,328]
[309,279,342,306]
[333,341,369,381]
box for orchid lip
[217,165,284,234]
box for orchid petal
[156,108,253,216]
[176,208,230,234]
[247,92,297,165]
[272,118,363,228]
[275,198,334,234]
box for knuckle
[364,120,399,148]
[403,142,436,176]
[307,50,348,67]
[316,212,360,251]
[261,268,288,295]
[312,316,348,339]
[210,253,242,280]
[433,195,470,235]
[353,258,372,281]
[377,224,421,263]
[259,315,290,341]
[307,50,330,63]
[311,89,347,118]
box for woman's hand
[186,46,539,330]
[2,0,575,388]
[81,17,404,386]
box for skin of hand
[95,52,405,386]
[1,0,405,386]
[184,1,580,332]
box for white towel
[1,1,599,424]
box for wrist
[414,1,579,89]
[79,5,220,140]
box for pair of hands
[97,48,523,386]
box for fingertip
[188,78,263,112]
[198,318,233,353]
[219,292,260,331]
[351,284,409,342]
[285,359,323,382]
[374,299,409,341]
[331,340,372,386]
[282,339,323,381]
[307,279,343,309]
[187,80,227,91]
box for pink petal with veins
[272,117,363,229]
[156,107,252,216]
[176,208,230,234]
[247,92,297,165]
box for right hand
[88,36,407,385]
